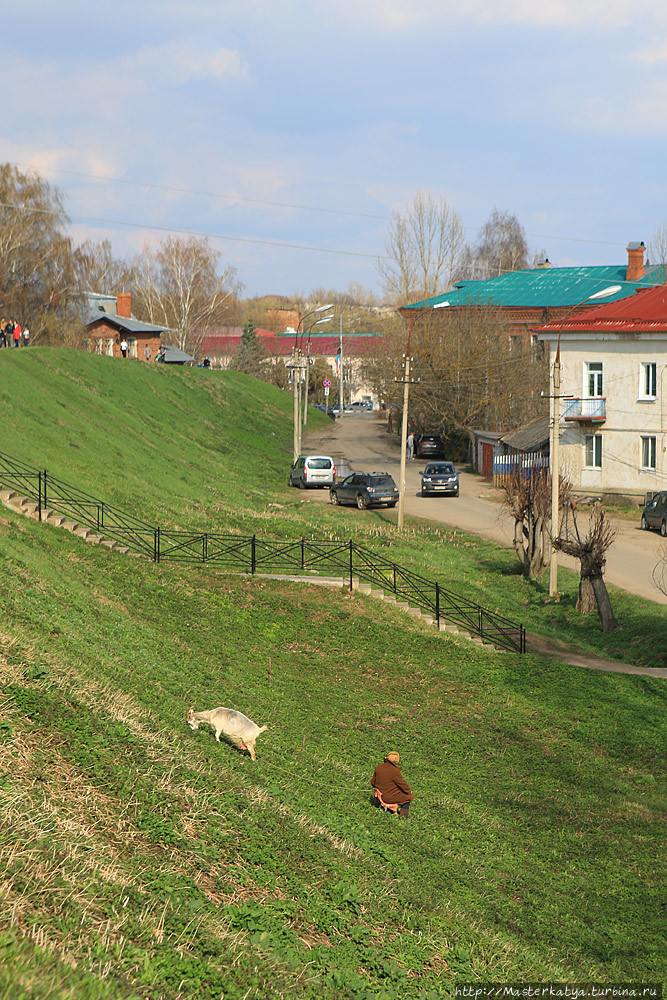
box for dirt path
[302,412,667,678]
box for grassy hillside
[1,348,665,669]
[0,509,664,999]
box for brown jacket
[371,758,414,805]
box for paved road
[304,412,667,606]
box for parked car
[313,404,336,420]
[289,455,336,489]
[349,400,373,411]
[640,491,667,535]
[330,471,399,509]
[420,462,459,497]
[415,434,445,458]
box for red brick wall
[84,320,163,361]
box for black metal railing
[0,449,525,653]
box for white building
[535,284,667,500]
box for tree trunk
[591,573,619,631]
[576,576,595,614]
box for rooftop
[534,283,667,334]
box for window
[641,436,657,470]
[105,338,114,356]
[128,338,138,359]
[531,335,545,360]
[585,434,602,469]
[586,362,603,397]
[509,335,522,354]
[94,338,103,354]
[640,362,657,399]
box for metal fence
[0,449,526,653]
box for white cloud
[634,42,667,65]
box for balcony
[562,397,606,423]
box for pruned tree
[461,208,529,279]
[0,163,79,343]
[649,223,667,280]
[502,470,569,577]
[130,236,240,355]
[377,190,465,305]
[554,503,619,630]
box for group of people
[0,318,29,348]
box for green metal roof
[405,265,663,310]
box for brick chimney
[626,242,645,282]
[116,293,131,318]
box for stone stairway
[0,489,133,555]
[252,573,503,652]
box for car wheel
[356,494,368,510]
[453,490,459,498]
[387,501,397,508]
[661,520,667,537]
[298,479,305,489]
[641,515,649,530]
[330,491,340,505]
[421,490,429,497]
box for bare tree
[502,471,569,577]
[0,163,79,342]
[649,223,667,278]
[554,503,619,630]
[377,190,465,305]
[462,208,529,279]
[130,236,240,355]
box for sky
[3,0,667,298]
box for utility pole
[288,346,305,462]
[395,350,419,530]
[302,338,311,426]
[549,351,561,596]
[338,316,344,419]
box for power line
[11,160,634,250]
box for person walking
[144,344,152,362]
[0,320,6,348]
[120,339,128,359]
[406,431,414,461]
[371,751,414,819]
[13,322,21,348]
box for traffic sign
[324,387,330,396]
[323,378,331,387]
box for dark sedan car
[420,462,459,497]
[415,434,445,458]
[330,471,399,509]
[641,491,667,535]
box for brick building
[84,293,169,361]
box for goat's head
[186,706,199,730]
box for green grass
[0,348,665,995]
[0,511,664,998]
[0,348,664,668]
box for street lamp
[303,313,334,426]
[289,305,333,461]
[548,284,622,596]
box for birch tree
[377,190,465,305]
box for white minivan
[289,455,336,489]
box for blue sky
[3,0,667,296]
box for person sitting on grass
[371,751,414,819]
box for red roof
[201,332,384,357]
[534,284,667,334]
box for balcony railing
[562,397,606,422]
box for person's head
[386,751,400,764]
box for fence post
[393,563,397,594]
[38,471,42,521]
[203,533,207,563]
[43,470,48,511]
[251,535,256,575]
[349,539,353,592]
[154,527,160,563]
[478,607,483,640]
[301,537,305,572]
[435,582,440,629]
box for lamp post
[289,304,333,460]
[548,284,621,596]
[303,313,333,426]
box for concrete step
[62,521,79,532]
[439,623,460,633]
[29,507,54,521]
[420,614,435,625]
[46,513,66,526]
[74,526,92,538]
[100,539,116,549]
[0,489,17,502]
[370,589,385,599]
[21,503,39,517]
[407,606,423,617]
[395,601,410,610]
[356,583,372,595]
[86,534,103,545]
[115,546,130,554]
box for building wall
[85,320,163,361]
[547,335,667,496]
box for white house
[535,285,667,499]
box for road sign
[323,378,331,387]
[324,387,330,396]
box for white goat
[186,706,267,760]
